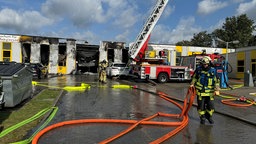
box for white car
[106,62,130,77]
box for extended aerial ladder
[128,0,169,62]
[128,0,192,83]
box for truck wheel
[157,73,168,83]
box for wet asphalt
[32,74,256,144]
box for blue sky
[0,0,255,45]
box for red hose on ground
[220,92,255,107]
[221,98,255,107]
[32,86,196,144]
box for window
[237,60,244,72]
[2,42,12,62]
[176,52,181,65]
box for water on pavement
[32,75,256,144]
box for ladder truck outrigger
[128,0,193,83]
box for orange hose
[99,113,159,144]
[32,86,196,144]
[151,115,189,144]
[221,98,255,107]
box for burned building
[99,41,128,65]
[0,34,131,75]
[0,34,100,74]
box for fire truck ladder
[128,0,169,61]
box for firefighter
[159,50,165,58]
[99,59,108,83]
[190,56,220,124]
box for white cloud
[41,0,139,30]
[71,31,100,45]
[162,5,175,18]
[232,0,246,3]
[0,8,53,33]
[151,17,202,44]
[115,30,130,42]
[197,0,228,15]
[102,0,140,29]
[41,0,105,28]
[236,0,256,21]
[111,5,139,29]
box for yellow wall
[236,52,245,78]
[188,51,201,56]
[251,50,256,76]
[176,46,182,53]
[222,48,227,54]
[57,66,67,74]
[251,50,256,59]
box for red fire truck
[128,0,193,83]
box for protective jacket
[99,61,108,83]
[191,66,219,99]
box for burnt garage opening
[22,43,31,63]
[104,41,126,64]
[122,48,129,63]
[40,44,50,66]
[107,49,114,63]
[76,44,99,73]
[58,43,67,67]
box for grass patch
[0,89,62,143]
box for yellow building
[228,46,256,79]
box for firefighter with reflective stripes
[99,59,108,84]
[190,56,220,124]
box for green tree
[176,14,256,47]
[176,40,192,46]
[248,35,256,46]
[212,29,227,48]
[190,31,212,47]
[218,14,255,48]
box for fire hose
[0,107,58,144]
[218,91,256,107]
[32,86,196,144]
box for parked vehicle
[28,63,48,79]
[106,62,129,78]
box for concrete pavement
[32,75,256,144]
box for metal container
[0,62,33,107]
[0,77,4,109]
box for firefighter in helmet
[99,59,108,83]
[190,56,220,124]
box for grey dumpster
[0,77,4,109]
[244,70,254,87]
[0,62,33,107]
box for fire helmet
[201,56,211,64]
